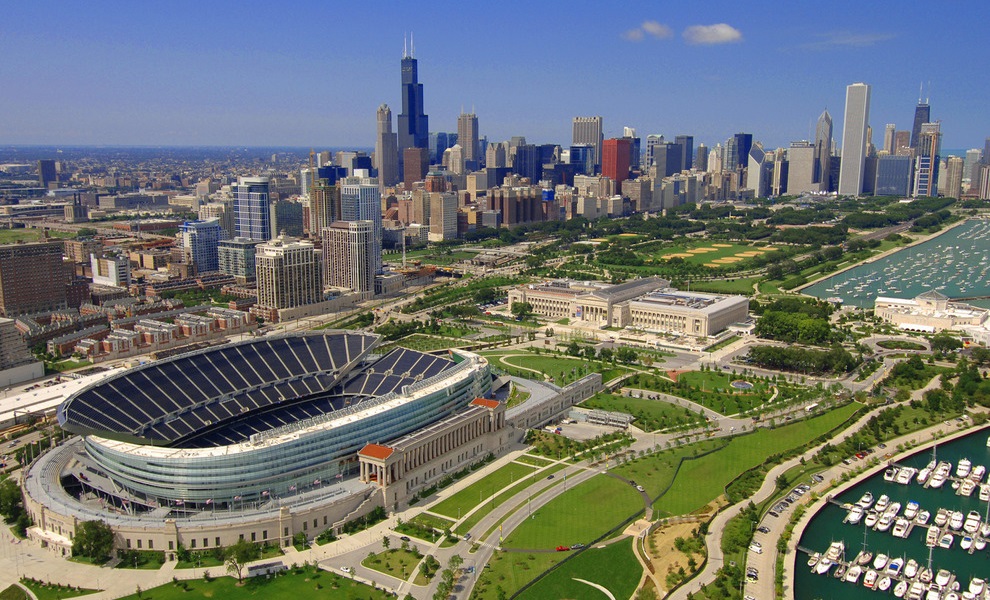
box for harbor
[795,426,990,599]
[804,219,990,309]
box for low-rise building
[874,290,988,333]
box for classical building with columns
[358,398,507,508]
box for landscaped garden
[580,392,706,432]
[515,540,642,600]
[430,462,537,520]
[623,369,774,416]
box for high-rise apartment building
[815,110,833,189]
[300,168,315,198]
[322,221,375,296]
[272,200,304,238]
[894,131,912,156]
[786,142,819,194]
[944,156,964,199]
[198,200,234,239]
[693,144,709,171]
[457,112,479,164]
[340,183,382,275]
[910,100,931,150]
[0,242,69,317]
[233,176,272,241]
[403,147,429,188]
[254,236,323,318]
[572,116,604,170]
[218,237,261,282]
[308,179,341,238]
[375,105,400,187]
[428,192,458,242]
[602,138,632,191]
[964,149,983,191]
[178,219,222,273]
[397,42,429,157]
[838,83,871,196]
[913,122,942,197]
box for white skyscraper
[340,183,382,274]
[838,83,871,196]
[323,221,375,297]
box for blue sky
[2,1,988,151]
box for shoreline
[785,419,990,600]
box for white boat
[971,465,986,482]
[835,563,847,580]
[965,510,982,534]
[958,458,973,478]
[928,587,944,600]
[825,540,844,561]
[951,510,965,530]
[887,557,904,576]
[917,510,931,525]
[816,557,833,575]
[985,434,990,448]
[926,525,940,547]
[877,513,895,531]
[970,578,986,596]
[894,580,909,598]
[876,494,891,512]
[855,549,873,565]
[873,553,889,570]
[887,502,903,516]
[979,484,990,502]
[886,467,900,482]
[981,522,990,537]
[937,569,952,587]
[935,509,949,527]
[905,501,920,520]
[898,468,918,484]
[976,537,987,550]
[960,479,977,497]
[908,581,926,600]
[879,576,893,592]
[865,511,880,528]
[846,564,864,583]
[920,568,934,584]
[893,518,911,538]
[807,551,821,568]
[905,559,919,579]
[847,505,865,524]
[864,568,880,589]
[962,535,974,550]
[918,467,933,484]
[858,491,875,508]
[939,533,955,548]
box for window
[149,540,154,549]
[126,539,131,549]
[216,537,220,547]
[303,522,308,531]
[169,541,174,550]
[203,538,208,548]
[191,539,196,548]
[137,540,142,549]
[262,530,268,540]
[323,516,327,526]
[284,527,289,537]
[251,532,256,542]
[239,534,244,541]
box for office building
[340,183,382,274]
[572,116,604,170]
[874,155,914,196]
[910,99,931,150]
[0,242,69,317]
[726,133,753,171]
[375,104,400,187]
[37,159,57,189]
[980,166,990,200]
[429,132,456,164]
[91,253,131,288]
[944,156,964,199]
[747,145,771,197]
[652,142,683,178]
[602,139,632,191]
[428,192,458,242]
[883,124,896,155]
[511,144,542,182]
[623,127,640,170]
[964,149,983,191]
[838,83,871,196]
[815,110,833,190]
[693,144,709,171]
[323,221,375,296]
[218,237,261,282]
[894,131,912,156]
[397,42,429,157]
[569,144,595,176]
[486,142,508,168]
[300,168,315,198]
[308,179,340,238]
[674,135,694,172]
[233,176,272,241]
[178,219,222,273]
[199,201,234,240]
[457,112,479,164]
[786,142,818,194]
[913,122,942,197]
[643,134,663,169]
[272,200,304,238]
[254,236,323,318]
[403,147,429,188]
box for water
[795,425,990,600]
[804,220,990,308]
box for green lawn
[645,242,777,268]
[613,439,726,499]
[653,403,860,516]
[0,586,26,600]
[480,351,630,386]
[580,392,705,432]
[472,552,562,600]
[515,455,553,467]
[19,580,99,600]
[626,370,774,416]
[501,474,643,549]
[516,540,642,600]
[114,569,390,600]
[362,548,428,585]
[453,464,566,536]
[431,462,536,519]
[689,278,760,295]
[0,229,76,245]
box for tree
[0,479,24,522]
[382,535,391,551]
[510,302,533,319]
[449,554,463,570]
[72,520,115,562]
[225,539,257,582]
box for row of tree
[746,345,860,375]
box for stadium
[23,331,499,555]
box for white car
[341,566,353,574]
[749,544,763,554]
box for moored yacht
[873,553,889,570]
[962,535,974,550]
[864,568,879,589]
[926,525,940,547]
[936,569,952,587]
[958,458,973,478]
[857,491,875,508]
[950,510,965,530]
[905,559,919,579]
[886,557,904,576]
[886,467,900,482]
[935,508,950,527]
[893,518,911,538]
[964,510,982,534]
[876,494,891,512]
[865,511,880,528]
[847,505,865,524]
[894,580,909,598]
[939,532,955,548]
[877,513,895,531]
[854,549,873,565]
[905,501,920,520]
[917,510,931,525]
[845,564,863,583]
[879,576,893,592]
[897,467,918,484]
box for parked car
[556,545,570,552]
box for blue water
[795,425,990,599]
[803,220,990,308]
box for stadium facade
[25,332,505,556]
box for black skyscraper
[910,101,930,150]
[674,135,694,172]
[398,45,429,155]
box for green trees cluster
[754,297,839,346]
[747,345,860,375]
[71,520,115,562]
[0,478,31,537]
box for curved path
[574,577,617,599]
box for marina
[804,220,990,309]
[796,426,990,599]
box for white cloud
[621,20,672,42]
[642,21,673,39]
[801,31,897,50]
[683,23,743,45]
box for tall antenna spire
[411,32,415,58]
[919,82,923,104]
[403,34,408,58]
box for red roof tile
[358,443,394,460]
[471,398,500,409]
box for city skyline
[2,1,989,149]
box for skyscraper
[838,83,871,196]
[218,237,261,282]
[457,112,479,164]
[913,122,942,197]
[572,116,604,170]
[233,176,272,241]
[602,138,632,191]
[375,104,399,187]
[0,241,69,317]
[308,179,340,238]
[179,219,222,273]
[814,110,833,189]
[674,135,694,172]
[693,144,709,171]
[883,124,896,155]
[910,99,931,150]
[340,183,382,275]
[403,147,429,188]
[253,235,323,321]
[786,142,818,194]
[945,156,964,199]
[323,221,375,296]
[874,156,914,196]
[397,39,429,156]
[37,159,57,189]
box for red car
[556,545,570,552]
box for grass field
[114,569,390,600]
[430,462,537,519]
[516,540,642,600]
[453,463,566,536]
[0,229,76,245]
[580,392,705,432]
[480,351,631,386]
[362,548,428,585]
[515,455,553,467]
[653,403,860,516]
[472,552,562,600]
[689,278,760,295]
[646,242,778,268]
[19,580,99,600]
[626,370,773,416]
[0,587,26,600]
[501,474,643,549]
[613,439,726,499]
